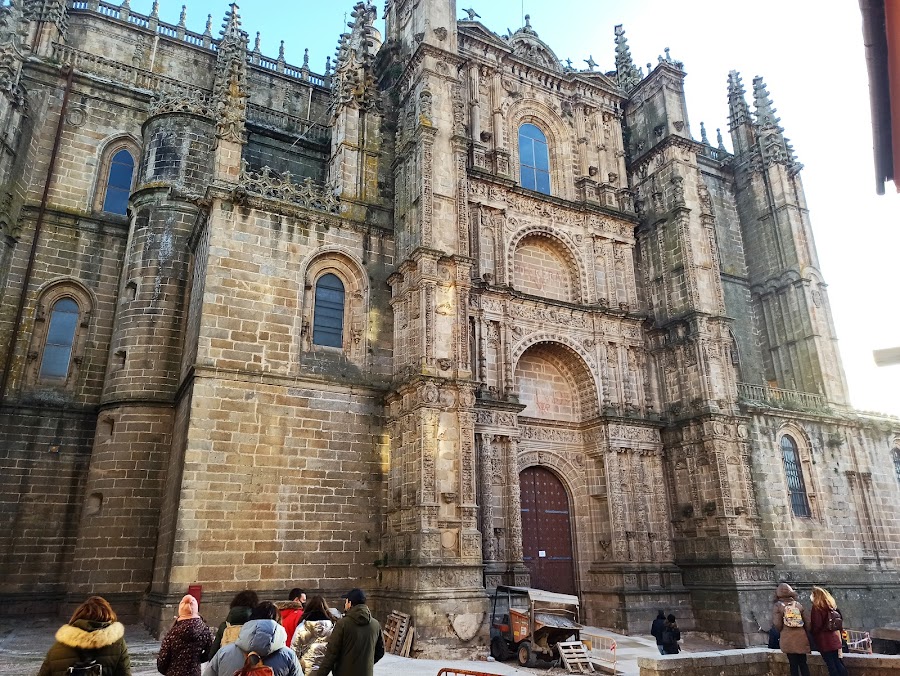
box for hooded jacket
[276,601,304,646]
[291,616,334,676]
[772,583,810,655]
[157,617,214,676]
[202,619,300,676]
[317,605,384,676]
[38,620,131,676]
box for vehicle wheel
[517,641,536,667]
[491,636,511,661]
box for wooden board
[558,640,594,674]
[383,610,411,655]
[400,625,415,657]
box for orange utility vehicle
[488,585,582,667]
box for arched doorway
[519,466,576,594]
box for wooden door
[519,466,576,594]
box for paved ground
[0,616,730,676]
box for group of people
[772,583,849,676]
[37,587,384,676]
[649,582,850,676]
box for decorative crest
[614,25,643,92]
[508,14,562,72]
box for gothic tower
[728,72,848,405]
[626,37,772,642]
[379,0,489,651]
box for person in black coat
[661,614,681,655]
[650,610,666,655]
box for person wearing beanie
[157,595,214,676]
[772,582,811,676]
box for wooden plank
[558,641,594,674]
[382,613,402,654]
[387,610,411,655]
[400,625,415,657]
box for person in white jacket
[290,596,334,676]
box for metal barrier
[580,630,618,672]
[435,669,503,676]
[844,629,873,653]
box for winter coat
[661,621,681,654]
[276,601,304,646]
[291,617,334,676]
[202,619,300,676]
[772,583,810,655]
[810,605,843,653]
[316,605,384,676]
[38,620,131,676]
[158,618,214,676]
[650,616,666,645]
[209,605,253,660]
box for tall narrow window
[39,298,79,380]
[893,447,900,484]
[312,273,345,348]
[102,149,135,215]
[781,435,811,517]
[518,123,550,195]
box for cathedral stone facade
[0,0,898,651]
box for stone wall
[638,649,900,676]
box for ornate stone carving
[149,88,214,119]
[239,162,340,214]
[213,4,249,144]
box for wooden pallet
[558,641,595,674]
[382,610,412,655]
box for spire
[332,2,379,108]
[614,24,643,92]
[727,70,751,130]
[700,121,709,145]
[0,0,30,103]
[213,3,249,146]
[752,75,800,169]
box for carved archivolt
[506,224,588,304]
[516,449,585,501]
[512,336,601,418]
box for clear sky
[125,0,899,417]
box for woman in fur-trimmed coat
[38,596,131,676]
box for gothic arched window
[780,434,811,517]
[39,297,80,381]
[518,123,551,195]
[893,446,900,484]
[312,273,345,348]
[102,149,135,215]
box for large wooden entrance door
[519,466,576,594]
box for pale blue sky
[123,0,899,416]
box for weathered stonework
[0,0,897,651]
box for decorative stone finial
[583,55,597,71]
[177,4,186,27]
[727,70,751,130]
[302,48,309,68]
[214,3,249,145]
[150,0,159,20]
[614,24,643,92]
[462,7,480,20]
[716,127,725,151]
[278,40,285,61]
[203,14,213,37]
[700,121,709,145]
[253,31,261,53]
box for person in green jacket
[317,589,384,676]
[208,589,259,660]
[38,596,131,676]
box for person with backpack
[157,595,214,676]
[649,610,667,655]
[809,586,848,676]
[772,582,811,676]
[661,614,681,654]
[37,595,131,676]
[208,590,259,660]
[203,602,300,676]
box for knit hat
[177,594,200,620]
